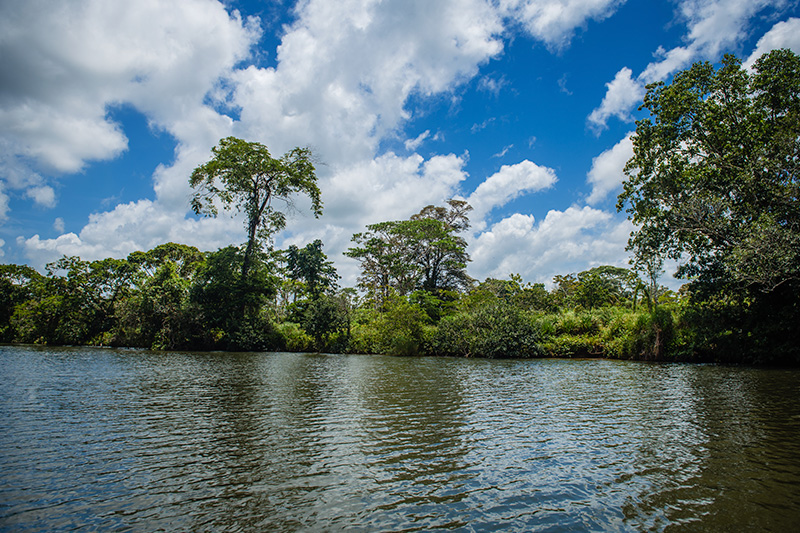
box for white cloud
[0,185,8,222]
[19,199,244,269]
[492,144,514,158]
[405,130,431,151]
[53,217,65,233]
[230,0,504,165]
[11,0,507,271]
[26,186,56,208]
[0,0,259,233]
[468,160,557,229]
[499,0,627,50]
[5,0,756,293]
[478,75,508,95]
[744,17,800,68]
[587,68,645,132]
[323,152,468,228]
[469,206,634,285]
[586,132,634,204]
[589,0,789,130]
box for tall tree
[407,199,473,293]
[346,220,416,306]
[346,199,472,305]
[190,137,322,279]
[618,50,800,293]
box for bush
[273,322,314,352]
[374,296,429,356]
[431,302,543,358]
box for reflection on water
[1,347,799,531]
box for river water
[1,346,799,531]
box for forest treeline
[0,226,793,364]
[1,50,798,365]
[0,236,711,360]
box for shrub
[273,322,314,352]
[431,302,543,358]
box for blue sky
[1,0,799,288]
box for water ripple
[2,348,800,531]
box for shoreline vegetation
[0,241,795,366]
[2,50,798,366]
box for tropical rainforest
[1,50,797,365]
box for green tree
[346,220,416,306]
[618,50,800,292]
[190,137,321,279]
[285,239,340,300]
[346,200,472,305]
[127,242,204,280]
[110,243,206,349]
[302,293,350,352]
[407,199,473,293]
[190,246,277,350]
[618,49,800,363]
[0,264,43,341]
[12,256,139,345]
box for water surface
[2,346,799,531]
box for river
[1,346,799,531]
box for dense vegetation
[1,51,797,365]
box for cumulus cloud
[11,0,508,271]
[587,68,645,132]
[26,186,56,208]
[588,0,789,130]
[744,17,800,68]
[469,207,634,285]
[586,132,634,204]
[0,0,258,221]
[230,0,504,165]
[498,0,627,50]
[468,160,557,229]
[5,0,761,290]
[18,199,244,268]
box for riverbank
[8,301,796,366]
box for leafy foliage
[619,50,800,293]
[286,239,339,300]
[190,137,321,278]
[346,200,472,307]
[619,50,800,363]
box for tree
[405,199,473,293]
[12,256,139,345]
[190,246,275,345]
[190,137,321,279]
[127,242,204,280]
[346,220,417,306]
[618,50,800,293]
[0,264,43,341]
[345,200,472,305]
[285,239,340,300]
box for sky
[1,0,799,289]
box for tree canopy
[618,49,800,293]
[346,200,472,306]
[190,137,321,278]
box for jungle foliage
[2,51,798,364]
